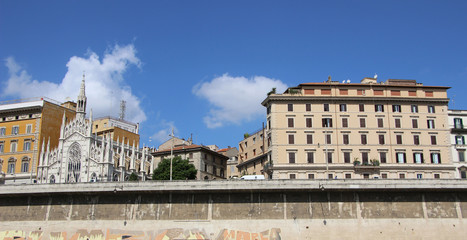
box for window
[322,118,332,128]
[345,174,351,179]
[431,153,441,164]
[411,105,418,113]
[0,127,5,136]
[374,90,383,95]
[340,89,348,95]
[431,135,437,145]
[427,120,435,129]
[454,118,463,129]
[395,119,401,128]
[322,89,331,95]
[307,152,314,163]
[378,135,385,145]
[325,134,331,144]
[428,106,435,113]
[290,174,296,179]
[414,153,423,164]
[342,118,348,128]
[288,118,294,128]
[21,158,29,172]
[0,142,3,153]
[253,149,256,156]
[343,134,349,145]
[360,118,366,128]
[288,104,293,112]
[267,106,271,114]
[425,91,433,97]
[396,135,403,144]
[357,89,365,96]
[391,90,401,96]
[289,152,295,163]
[306,118,312,128]
[306,134,313,144]
[434,174,440,179]
[363,174,369,179]
[409,90,417,96]
[380,152,387,163]
[362,152,369,164]
[328,174,333,179]
[459,150,465,162]
[344,152,350,163]
[339,104,347,112]
[288,134,295,144]
[455,136,465,145]
[10,141,17,152]
[413,135,420,145]
[306,104,311,112]
[327,152,332,163]
[361,134,367,145]
[23,140,31,151]
[377,118,384,128]
[245,142,248,148]
[396,152,406,163]
[304,89,315,95]
[392,105,401,112]
[324,104,329,112]
[308,174,314,179]
[417,174,423,179]
[26,124,32,134]
[381,173,388,179]
[461,171,467,179]
[11,126,19,135]
[359,104,365,112]
[253,137,256,143]
[375,104,384,112]
[412,119,418,128]
[7,158,15,173]
[189,153,193,159]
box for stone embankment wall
[1,180,467,239]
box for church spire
[77,72,87,119]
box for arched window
[7,158,16,174]
[49,175,55,183]
[21,157,29,172]
[67,142,81,183]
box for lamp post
[169,128,174,181]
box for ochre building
[0,98,76,184]
[261,77,453,179]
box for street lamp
[169,128,174,181]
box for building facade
[151,144,229,180]
[262,77,454,179]
[217,147,239,179]
[0,98,76,184]
[237,125,268,177]
[448,110,467,178]
[92,116,140,147]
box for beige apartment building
[448,109,467,178]
[92,116,140,147]
[261,77,454,179]
[237,125,268,177]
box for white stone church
[37,76,152,183]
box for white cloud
[193,74,287,128]
[3,44,146,123]
[150,120,178,144]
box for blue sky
[1,1,466,149]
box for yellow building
[0,98,76,184]
[261,77,454,179]
[92,116,140,147]
[237,125,268,177]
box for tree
[152,156,197,180]
[129,172,139,181]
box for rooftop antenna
[119,100,126,120]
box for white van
[240,175,265,180]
